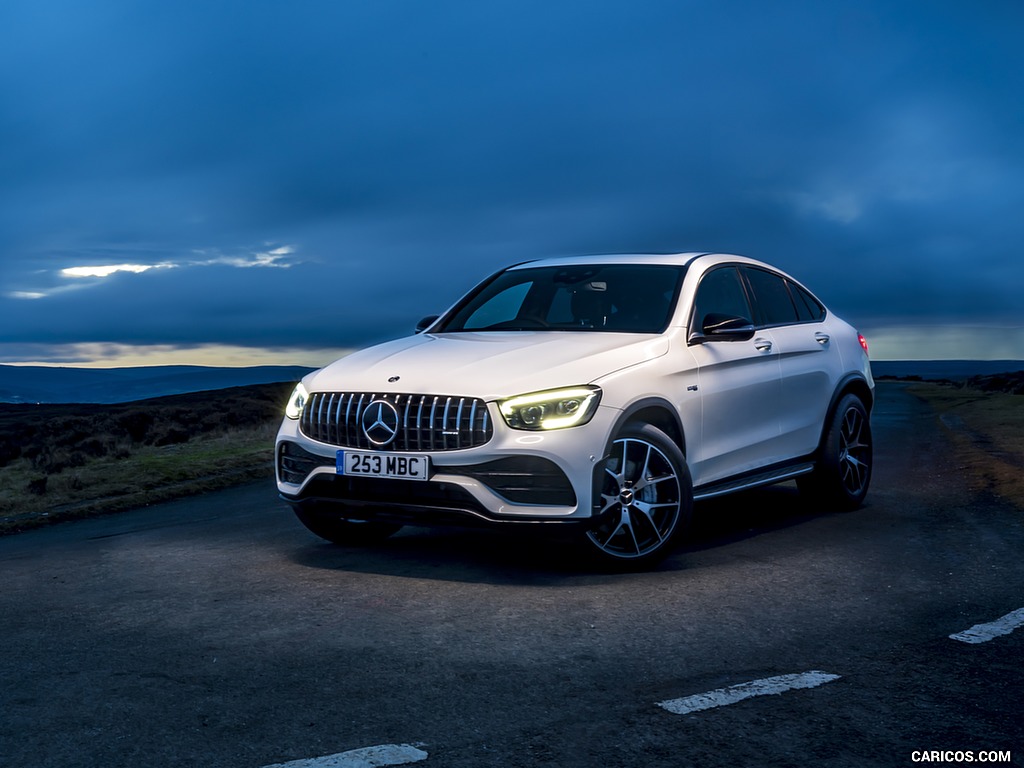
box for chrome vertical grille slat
[333,393,344,446]
[428,396,439,451]
[455,399,465,450]
[299,392,493,451]
[442,397,452,450]
[327,397,339,444]
[415,396,424,451]
[344,393,355,447]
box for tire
[798,393,872,511]
[293,504,403,545]
[583,423,692,569]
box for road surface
[1,383,1021,767]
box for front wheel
[293,504,403,545]
[798,393,872,510]
[583,423,692,570]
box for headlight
[284,382,309,420]
[498,386,601,430]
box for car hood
[305,332,670,400]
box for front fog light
[285,382,309,420]
[499,386,601,430]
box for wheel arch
[816,374,873,453]
[606,397,687,456]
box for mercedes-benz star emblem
[361,400,400,446]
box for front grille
[300,392,493,451]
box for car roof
[506,252,767,270]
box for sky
[2,0,1023,367]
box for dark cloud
[1,0,1023,361]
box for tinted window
[743,267,798,326]
[439,264,685,333]
[691,267,752,330]
[789,280,826,322]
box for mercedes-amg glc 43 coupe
[277,252,873,568]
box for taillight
[858,333,869,355]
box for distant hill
[0,364,315,404]
[871,360,1024,381]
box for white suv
[277,252,873,568]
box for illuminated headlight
[498,386,601,430]
[284,382,309,420]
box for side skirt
[693,461,815,501]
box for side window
[789,280,826,322]
[691,267,752,330]
[743,267,798,326]
[463,282,532,329]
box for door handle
[814,332,831,345]
[754,338,773,352]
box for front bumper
[275,402,617,525]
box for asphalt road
[1,382,1022,768]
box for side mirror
[415,315,440,334]
[689,313,755,344]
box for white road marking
[657,671,842,715]
[950,607,1024,644]
[262,743,428,768]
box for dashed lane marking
[657,671,842,715]
[262,743,428,768]
[950,607,1024,644]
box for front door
[685,265,783,487]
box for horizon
[2,327,1024,370]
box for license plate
[337,450,430,481]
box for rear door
[740,266,837,459]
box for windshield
[437,264,686,334]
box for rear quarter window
[789,280,826,322]
[742,267,798,326]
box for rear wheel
[293,505,403,545]
[799,393,872,510]
[583,423,692,569]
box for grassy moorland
[905,371,1024,509]
[0,382,295,534]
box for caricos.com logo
[911,751,1012,763]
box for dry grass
[908,382,1024,509]
[0,382,295,534]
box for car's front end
[274,328,670,529]
[277,386,613,528]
